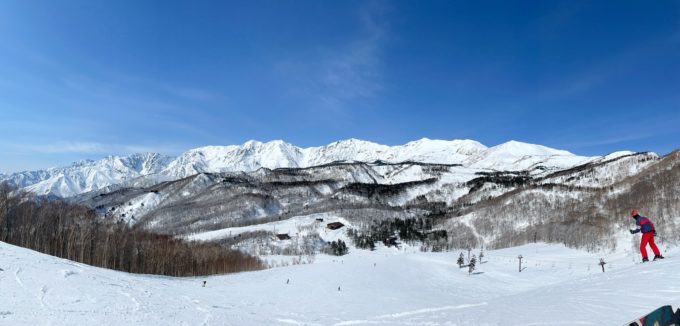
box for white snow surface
[186,213,344,242]
[162,138,490,179]
[2,239,678,325]
[1,153,173,197]
[600,151,636,161]
[539,152,659,188]
[1,138,603,197]
[464,140,595,171]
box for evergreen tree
[325,239,349,256]
[337,240,348,255]
[457,252,465,268]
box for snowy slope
[464,140,596,172]
[1,240,678,325]
[161,138,490,178]
[185,213,344,242]
[163,139,596,178]
[162,141,305,179]
[303,138,488,167]
[2,153,173,197]
[539,151,659,187]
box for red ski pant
[640,232,660,258]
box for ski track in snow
[119,289,141,312]
[375,303,489,319]
[13,267,25,289]
[334,303,489,325]
[182,295,213,326]
[39,285,48,308]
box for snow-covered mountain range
[2,138,601,198]
[163,138,594,178]
[1,153,173,197]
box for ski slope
[1,241,679,325]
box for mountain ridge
[2,138,602,197]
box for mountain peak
[493,140,574,156]
[330,138,383,147]
[243,140,263,148]
[464,140,590,170]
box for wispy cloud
[54,72,227,143]
[563,133,658,149]
[60,72,220,112]
[278,1,390,110]
[103,71,224,103]
[553,114,680,151]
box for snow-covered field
[2,240,679,326]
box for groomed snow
[2,240,678,325]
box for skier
[629,209,664,262]
[468,255,476,275]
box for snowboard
[626,305,680,326]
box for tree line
[0,183,265,276]
[347,217,449,251]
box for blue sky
[0,1,678,173]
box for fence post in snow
[518,255,523,272]
[599,258,606,273]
